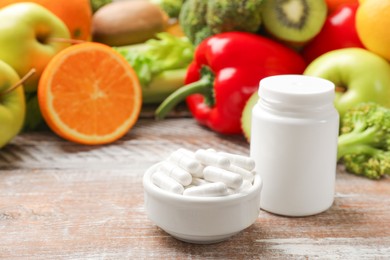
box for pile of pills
[151,148,256,197]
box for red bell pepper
[325,0,359,13]
[156,32,306,134]
[302,3,365,63]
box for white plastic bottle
[250,75,339,217]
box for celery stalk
[115,33,194,104]
[142,68,187,104]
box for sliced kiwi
[241,91,259,142]
[261,0,327,43]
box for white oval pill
[236,180,253,194]
[160,161,192,186]
[191,177,210,186]
[203,166,243,189]
[183,182,228,197]
[151,171,184,194]
[169,150,203,177]
[177,148,196,158]
[226,164,254,183]
[195,149,230,168]
[218,152,255,171]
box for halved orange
[38,42,142,145]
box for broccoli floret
[338,102,390,179]
[150,0,184,18]
[178,0,211,45]
[90,0,112,13]
[343,147,390,179]
[179,0,264,45]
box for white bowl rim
[143,162,263,204]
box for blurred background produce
[337,102,390,180]
[260,0,327,44]
[92,0,169,46]
[0,60,26,148]
[115,32,194,103]
[179,0,264,45]
[0,0,388,179]
[150,0,183,18]
[302,2,364,63]
[155,31,306,134]
[304,48,390,116]
[0,2,71,131]
[0,0,92,41]
[37,42,142,145]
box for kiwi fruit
[92,0,168,46]
[241,91,259,142]
[261,0,327,43]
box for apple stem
[335,86,347,93]
[50,37,86,45]
[0,68,36,97]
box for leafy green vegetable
[338,102,390,179]
[116,33,194,87]
[115,33,194,103]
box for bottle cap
[258,75,335,108]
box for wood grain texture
[0,118,389,259]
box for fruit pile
[157,0,390,137]
[0,1,144,147]
[0,0,389,155]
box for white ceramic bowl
[143,163,262,244]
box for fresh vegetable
[179,0,263,45]
[325,0,358,13]
[155,32,306,134]
[92,0,168,46]
[304,48,390,117]
[337,102,390,179]
[150,0,183,18]
[302,3,364,63]
[116,33,194,104]
[90,0,112,13]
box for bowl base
[165,230,240,244]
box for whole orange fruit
[356,0,390,61]
[0,0,92,41]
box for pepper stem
[155,66,215,119]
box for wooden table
[1,114,389,259]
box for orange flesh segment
[39,42,142,144]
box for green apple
[0,2,70,93]
[0,60,26,148]
[241,91,259,142]
[304,48,390,116]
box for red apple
[302,4,365,63]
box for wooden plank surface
[0,118,389,259]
